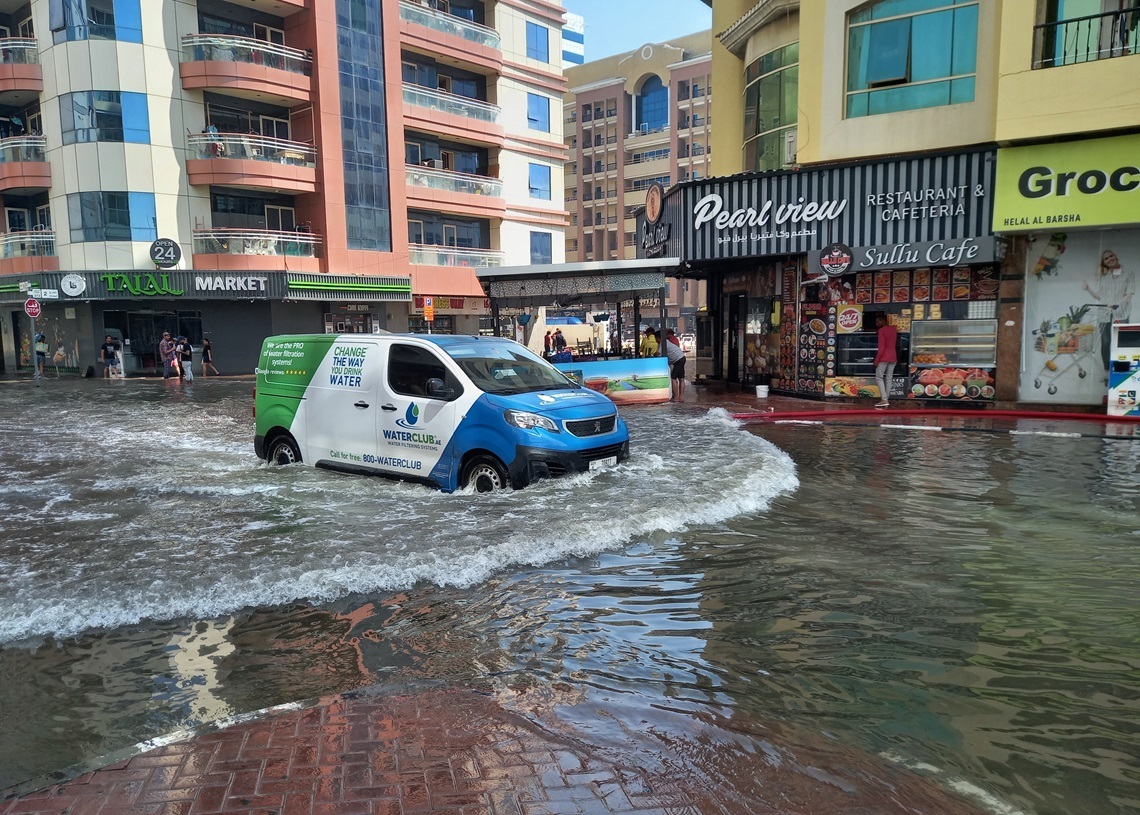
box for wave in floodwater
[0,388,798,644]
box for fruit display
[912,352,949,364]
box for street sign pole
[21,285,42,386]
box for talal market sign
[99,272,271,296]
[994,133,1140,231]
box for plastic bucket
[755,385,769,398]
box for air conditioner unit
[784,131,798,166]
[427,159,444,169]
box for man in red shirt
[873,313,898,409]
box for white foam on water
[0,403,799,643]
[879,750,1032,815]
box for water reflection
[0,381,1137,815]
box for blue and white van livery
[254,334,630,492]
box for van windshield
[446,341,578,395]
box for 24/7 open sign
[149,238,182,269]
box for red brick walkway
[2,687,995,815]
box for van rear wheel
[462,455,508,493]
[267,435,301,465]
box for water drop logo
[396,402,420,429]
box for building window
[67,191,156,243]
[636,75,668,131]
[530,231,552,264]
[59,91,149,145]
[528,163,551,199]
[743,42,798,173]
[49,0,142,44]
[338,0,392,251]
[526,21,549,62]
[527,93,550,132]
[846,0,978,118]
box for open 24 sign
[149,238,182,269]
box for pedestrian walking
[33,332,48,376]
[176,336,194,382]
[99,335,121,379]
[201,338,219,377]
[158,331,176,379]
[543,330,552,359]
[873,313,898,409]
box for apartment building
[562,31,710,332]
[0,0,567,376]
[648,1,1138,409]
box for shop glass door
[723,293,745,384]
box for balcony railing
[193,228,320,257]
[402,83,500,123]
[181,34,312,76]
[408,244,503,267]
[1034,8,1139,68]
[0,135,45,163]
[405,164,502,196]
[187,133,315,166]
[0,38,39,64]
[0,229,54,258]
[398,0,501,49]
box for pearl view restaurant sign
[636,149,995,263]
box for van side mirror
[426,378,455,400]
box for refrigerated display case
[835,331,910,377]
[908,319,997,400]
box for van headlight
[504,410,559,432]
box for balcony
[186,133,317,193]
[0,38,41,99]
[408,244,503,267]
[0,229,57,274]
[402,83,503,145]
[399,0,499,46]
[0,136,49,192]
[192,227,321,272]
[1034,8,1139,68]
[405,164,505,218]
[180,35,312,105]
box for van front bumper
[509,439,629,488]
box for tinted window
[388,344,462,399]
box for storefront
[994,132,1140,408]
[636,149,1003,403]
[0,271,411,376]
[407,295,493,335]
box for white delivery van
[255,334,630,492]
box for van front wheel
[462,455,509,493]
[267,435,302,465]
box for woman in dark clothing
[201,338,219,376]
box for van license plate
[589,456,617,470]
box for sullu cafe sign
[994,133,1140,230]
[808,237,998,274]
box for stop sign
[24,298,41,318]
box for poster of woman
[1021,231,1139,405]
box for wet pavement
[2,373,1137,814]
[1,685,996,815]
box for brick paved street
[1,686,998,815]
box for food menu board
[854,266,998,305]
[907,366,996,400]
[798,304,834,393]
[775,263,798,389]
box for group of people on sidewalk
[95,334,219,380]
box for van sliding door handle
[380,404,398,411]
[354,401,370,409]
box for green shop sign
[994,133,1140,231]
[100,272,185,296]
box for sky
[562,0,712,62]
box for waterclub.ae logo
[396,403,420,429]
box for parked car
[679,334,696,353]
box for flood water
[1,377,1138,815]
